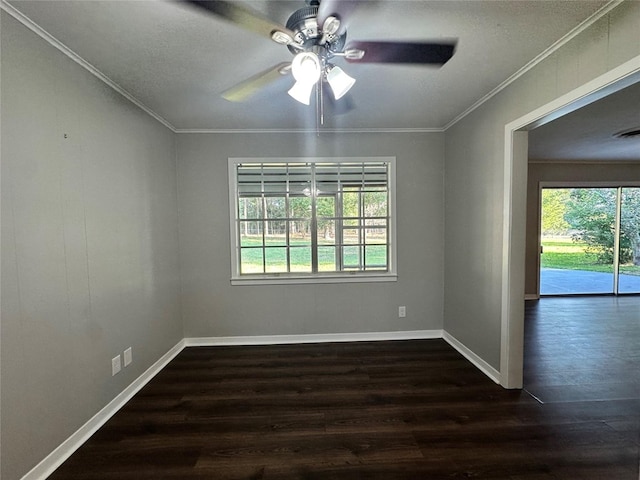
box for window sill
[231,272,398,286]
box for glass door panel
[540,188,616,295]
[618,187,640,294]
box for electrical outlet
[123,347,132,367]
[111,355,122,376]
[399,306,406,318]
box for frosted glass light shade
[288,52,322,105]
[326,66,355,100]
[288,80,316,105]
[291,52,321,84]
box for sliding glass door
[618,187,640,294]
[540,186,640,295]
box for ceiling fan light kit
[291,51,322,82]
[288,51,322,105]
[270,30,295,46]
[282,1,354,105]
[326,65,356,100]
[287,51,355,104]
[187,0,456,118]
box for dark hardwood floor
[524,296,640,404]
[50,298,639,479]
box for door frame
[500,56,640,389]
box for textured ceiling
[5,0,612,132]
[529,81,640,162]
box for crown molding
[1,0,177,133]
[443,0,625,131]
[1,0,443,136]
[2,0,624,135]
[529,158,640,165]
[174,127,445,134]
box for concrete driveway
[541,268,640,295]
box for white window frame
[228,157,398,285]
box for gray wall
[1,13,182,479]
[444,1,640,370]
[525,162,640,296]
[3,0,640,478]
[177,132,445,338]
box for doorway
[540,186,640,295]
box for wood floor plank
[48,297,640,479]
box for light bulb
[288,52,322,104]
[291,52,321,84]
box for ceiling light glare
[288,52,322,104]
[291,52,322,85]
[326,65,356,100]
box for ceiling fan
[185,0,456,109]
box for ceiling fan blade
[185,1,295,45]
[344,40,456,65]
[222,62,292,102]
[317,0,365,34]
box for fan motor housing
[285,6,346,55]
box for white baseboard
[184,329,443,347]
[524,293,539,300]
[443,331,501,384]
[22,329,503,480]
[21,339,186,480]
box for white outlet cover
[112,355,121,376]
[123,347,132,367]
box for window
[229,157,397,284]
